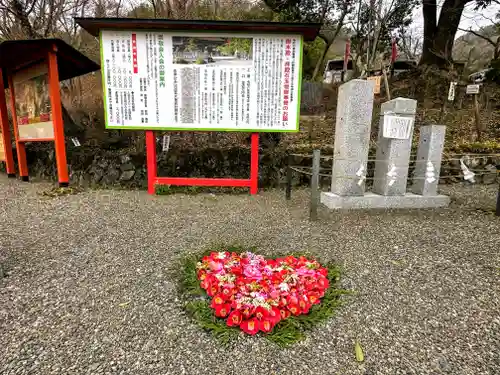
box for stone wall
[1,143,498,189]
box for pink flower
[209,261,223,272]
[296,267,315,277]
[243,265,262,280]
[269,289,279,300]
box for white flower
[279,282,290,292]
[217,252,227,259]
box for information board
[13,61,54,140]
[466,84,480,95]
[100,30,303,132]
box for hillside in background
[454,24,499,71]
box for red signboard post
[145,131,259,194]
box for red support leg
[8,76,29,181]
[48,48,69,187]
[146,130,157,195]
[0,68,16,176]
[250,133,259,195]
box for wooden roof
[75,18,322,41]
[0,39,100,88]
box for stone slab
[373,98,417,196]
[331,79,375,196]
[321,191,450,210]
[412,125,446,196]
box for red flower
[200,279,210,290]
[317,276,329,289]
[214,303,231,318]
[259,318,274,333]
[226,310,242,327]
[230,266,242,275]
[240,318,259,335]
[299,299,311,314]
[308,292,321,305]
[280,308,291,320]
[268,306,282,325]
[288,304,301,316]
[254,306,269,320]
[287,294,298,306]
[210,294,225,308]
[241,306,255,319]
[221,287,233,299]
[207,285,219,297]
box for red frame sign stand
[146,131,259,195]
[7,49,69,184]
[0,39,99,185]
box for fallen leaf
[355,341,364,362]
[118,301,130,307]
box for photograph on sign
[382,115,414,139]
[100,30,302,132]
[13,61,54,140]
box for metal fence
[286,150,500,220]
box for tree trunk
[311,41,330,81]
[311,10,348,81]
[419,0,467,67]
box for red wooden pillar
[146,130,157,195]
[250,133,259,195]
[0,68,16,177]
[48,46,69,186]
[8,76,29,181]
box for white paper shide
[100,30,302,132]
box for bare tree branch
[458,27,497,47]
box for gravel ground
[0,176,499,375]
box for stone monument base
[320,192,450,210]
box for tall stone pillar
[372,98,417,196]
[330,79,375,196]
[412,125,446,196]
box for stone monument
[372,98,416,196]
[321,82,450,210]
[330,79,375,196]
[412,125,447,196]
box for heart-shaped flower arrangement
[196,251,329,335]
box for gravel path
[0,176,499,375]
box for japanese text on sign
[100,31,303,132]
[383,115,414,139]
